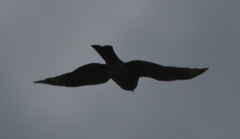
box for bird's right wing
[34,63,110,87]
[126,60,208,81]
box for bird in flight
[34,45,208,91]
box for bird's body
[34,45,208,91]
[109,63,138,91]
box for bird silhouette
[34,45,208,91]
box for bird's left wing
[34,63,110,87]
[126,60,208,81]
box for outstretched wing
[126,60,208,81]
[34,63,110,87]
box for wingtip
[91,44,101,48]
[195,67,208,77]
[198,67,208,74]
[33,80,44,84]
[203,67,209,72]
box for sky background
[1,0,239,139]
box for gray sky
[1,0,239,139]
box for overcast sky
[1,0,239,139]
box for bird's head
[91,45,123,65]
[91,45,113,55]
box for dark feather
[126,60,208,81]
[34,63,110,87]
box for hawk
[34,45,208,91]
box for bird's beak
[91,45,105,59]
[91,45,106,60]
[91,45,102,52]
